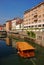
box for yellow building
[23,2,44,31]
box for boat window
[23,50,34,53]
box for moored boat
[16,42,35,58]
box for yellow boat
[16,42,35,58]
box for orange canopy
[16,42,35,51]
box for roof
[6,20,12,22]
[16,42,35,51]
[24,2,44,14]
[16,19,23,25]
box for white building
[11,18,23,31]
[16,23,23,29]
[16,18,23,30]
[11,18,16,30]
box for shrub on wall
[27,31,30,36]
[27,31,36,38]
[30,31,36,38]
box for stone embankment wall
[7,31,44,47]
[17,31,44,47]
[35,31,44,47]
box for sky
[0,0,43,24]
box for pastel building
[23,2,44,30]
[11,18,16,30]
[16,18,23,29]
[6,20,12,32]
[11,18,23,30]
[0,25,4,31]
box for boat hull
[17,50,35,58]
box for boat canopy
[16,42,35,51]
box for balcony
[34,19,38,23]
[34,15,37,18]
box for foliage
[27,31,36,38]
[27,31,30,36]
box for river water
[0,37,35,65]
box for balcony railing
[24,21,44,26]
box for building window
[31,26,33,27]
[43,14,44,17]
[43,24,44,27]
[35,25,37,27]
[39,15,41,18]
[38,25,41,27]
[34,20,37,23]
[34,15,37,18]
[29,26,30,27]
[38,20,41,22]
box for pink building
[0,25,4,31]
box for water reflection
[0,37,36,65]
[5,37,16,48]
[0,37,17,59]
[6,37,12,46]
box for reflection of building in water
[6,37,12,46]
[12,39,16,48]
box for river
[0,37,36,65]
[0,36,44,65]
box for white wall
[11,20,16,30]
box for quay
[0,30,7,38]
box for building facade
[23,2,44,30]
[11,18,17,30]
[3,24,6,31]
[6,20,12,32]
[0,25,4,31]
[16,18,23,29]
[11,18,23,30]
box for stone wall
[7,31,44,47]
[35,32,44,47]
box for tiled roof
[16,19,23,25]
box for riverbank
[7,30,44,47]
